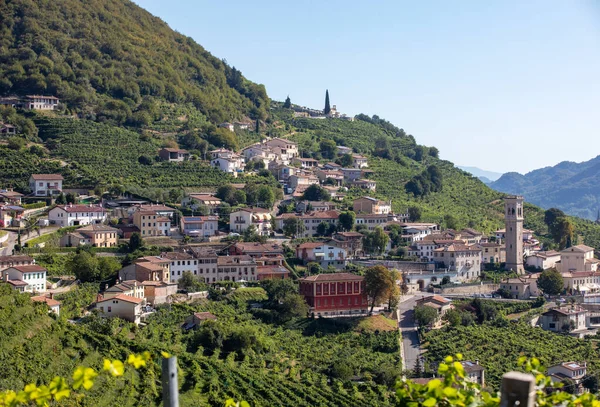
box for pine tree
[283,95,291,108]
[324,89,331,114]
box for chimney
[475,359,479,365]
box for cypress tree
[283,95,291,108]
[255,118,260,134]
[324,89,331,114]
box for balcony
[234,219,246,224]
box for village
[0,94,598,395]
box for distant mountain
[490,156,600,221]
[458,166,503,182]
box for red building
[299,273,368,316]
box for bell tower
[504,196,524,274]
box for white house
[230,207,272,236]
[352,154,368,168]
[295,241,348,269]
[263,138,298,158]
[49,204,107,227]
[95,294,145,324]
[163,252,198,283]
[548,362,588,395]
[3,265,47,293]
[525,250,561,270]
[211,155,244,175]
[29,174,63,196]
[539,307,588,333]
[180,216,218,237]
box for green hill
[0,0,269,124]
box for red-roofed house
[275,210,340,238]
[95,294,145,324]
[31,295,61,316]
[0,255,34,271]
[230,207,272,236]
[2,265,47,293]
[49,204,107,227]
[29,174,63,196]
[299,273,368,316]
[415,295,454,329]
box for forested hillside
[491,155,600,220]
[0,0,269,124]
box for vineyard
[33,117,234,189]
[0,284,400,406]
[422,322,599,390]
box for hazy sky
[136,0,600,174]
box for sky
[136,0,600,174]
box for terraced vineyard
[35,117,233,188]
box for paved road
[0,232,17,256]
[398,292,433,372]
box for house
[415,295,453,329]
[215,255,258,283]
[525,250,561,270]
[462,361,485,386]
[210,149,244,174]
[353,197,391,215]
[352,154,368,168]
[257,264,289,280]
[95,294,144,324]
[499,276,540,299]
[183,312,217,330]
[60,224,119,247]
[295,200,336,213]
[562,271,600,294]
[548,362,588,395]
[182,194,222,212]
[459,228,483,244]
[341,168,363,182]
[228,242,284,258]
[337,146,353,155]
[132,204,176,219]
[479,242,506,264]
[0,123,16,135]
[0,189,23,204]
[355,213,396,232]
[180,216,218,237]
[163,251,198,283]
[433,243,482,281]
[270,163,296,182]
[31,295,61,316]
[275,210,340,238]
[2,265,47,293]
[299,273,368,316]
[332,232,364,258]
[314,169,344,186]
[229,207,272,236]
[539,306,588,333]
[292,157,318,169]
[559,245,597,273]
[295,241,348,268]
[218,122,235,132]
[29,174,63,196]
[132,210,171,237]
[158,148,190,162]
[288,173,319,191]
[24,95,60,110]
[398,223,440,242]
[189,247,219,283]
[351,179,376,191]
[103,280,145,300]
[0,255,34,272]
[142,281,177,305]
[324,162,342,170]
[0,204,25,227]
[133,256,171,282]
[263,138,299,158]
[49,204,107,227]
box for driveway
[398,292,433,371]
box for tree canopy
[537,268,564,296]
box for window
[108,306,112,312]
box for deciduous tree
[364,265,394,313]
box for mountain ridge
[490,155,600,220]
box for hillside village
[0,0,599,403]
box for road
[0,226,59,256]
[398,292,433,372]
[0,232,17,256]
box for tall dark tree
[324,90,331,114]
[283,96,291,109]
